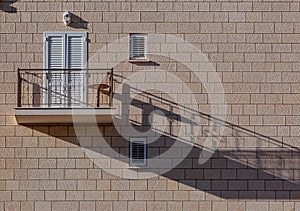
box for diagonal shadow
[69,12,88,29]
[23,83,300,200]
[29,121,300,200]
[0,0,17,13]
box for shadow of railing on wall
[26,82,300,200]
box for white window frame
[130,137,147,167]
[130,33,147,60]
[43,32,88,107]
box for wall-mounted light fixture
[63,11,71,26]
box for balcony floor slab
[15,107,116,124]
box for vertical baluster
[97,71,100,107]
[110,68,113,107]
[17,68,21,107]
[27,71,30,106]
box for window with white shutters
[130,34,147,60]
[44,32,87,107]
[130,138,147,166]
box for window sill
[128,59,150,63]
[128,165,149,169]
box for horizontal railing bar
[18,68,113,71]
[21,72,108,75]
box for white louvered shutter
[130,34,147,59]
[130,138,147,166]
[46,36,65,107]
[67,35,85,106]
[45,33,87,107]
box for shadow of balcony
[26,82,300,200]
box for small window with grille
[130,138,147,166]
[130,34,147,60]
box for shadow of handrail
[118,85,299,152]
[22,81,300,199]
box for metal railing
[17,68,114,108]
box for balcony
[15,68,116,124]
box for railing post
[97,86,100,107]
[17,68,22,107]
[110,68,113,107]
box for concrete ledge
[128,59,150,63]
[15,107,116,124]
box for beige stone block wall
[1,0,300,210]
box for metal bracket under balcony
[15,68,115,124]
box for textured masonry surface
[1,0,300,210]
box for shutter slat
[68,36,83,69]
[48,37,64,69]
